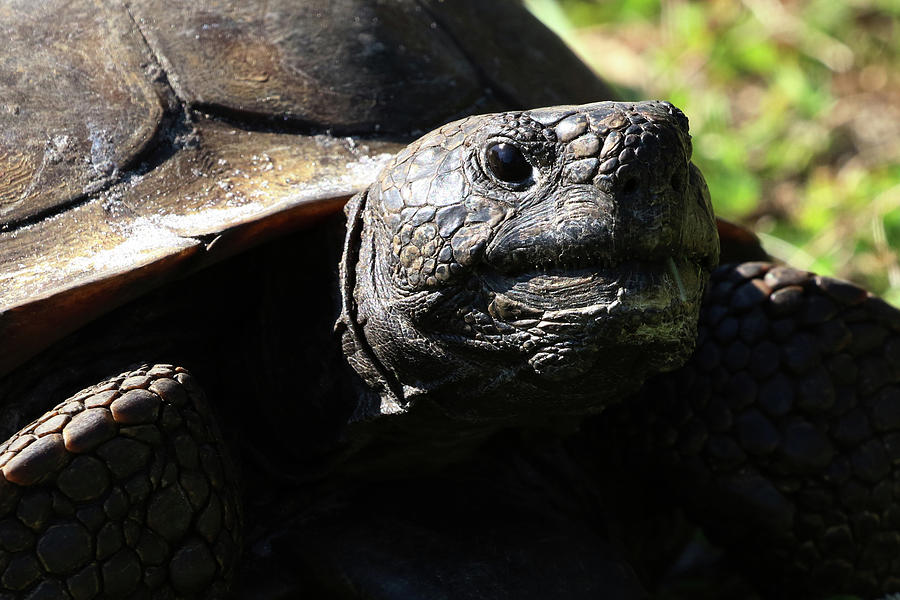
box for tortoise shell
[0,0,616,376]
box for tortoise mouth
[481,256,704,320]
[476,256,705,384]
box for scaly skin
[339,100,718,422]
[0,365,239,598]
[5,101,898,598]
[0,100,718,598]
[0,101,719,597]
[597,262,900,598]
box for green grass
[526,0,900,306]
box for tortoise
[2,1,900,599]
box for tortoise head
[339,101,719,422]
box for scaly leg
[596,262,900,598]
[0,364,240,598]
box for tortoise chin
[339,101,719,422]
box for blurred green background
[527,0,900,306]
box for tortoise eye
[486,142,533,185]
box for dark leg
[595,262,900,598]
[0,364,240,598]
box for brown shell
[0,0,615,376]
[716,218,769,264]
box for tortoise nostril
[621,177,639,195]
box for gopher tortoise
[2,1,900,599]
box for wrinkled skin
[339,101,719,422]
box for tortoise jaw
[476,256,706,382]
[481,256,704,317]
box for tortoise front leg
[601,263,900,598]
[0,364,240,598]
